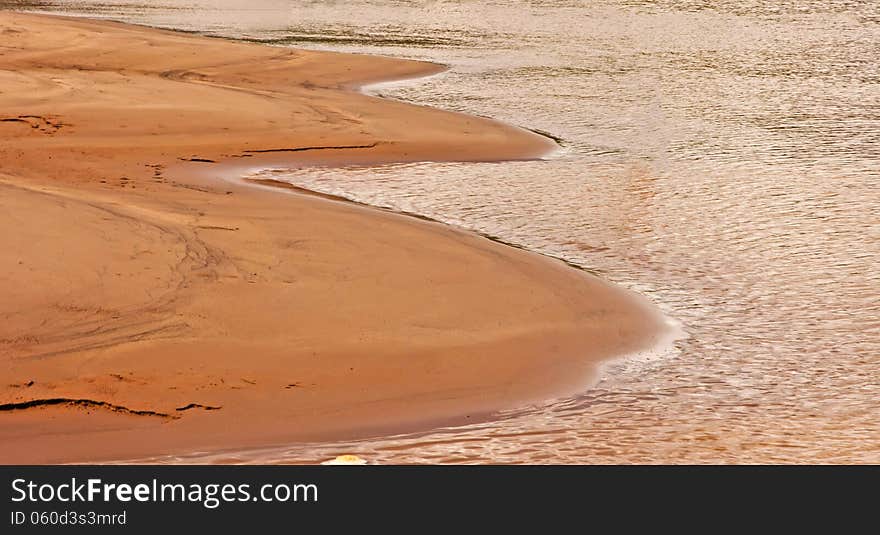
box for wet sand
[0,12,665,463]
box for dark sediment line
[175,403,222,412]
[243,143,378,154]
[248,178,602,277]
[525,127,565,146]
[0,398,175,418]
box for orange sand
[0,13,665,463]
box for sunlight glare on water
[19,0,880,463]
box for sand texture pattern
[0,13,664,463]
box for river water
[12,0,879,463]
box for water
[11,0,879,463]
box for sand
[0,12,666,463]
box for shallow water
[12,0,879,463]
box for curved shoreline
[0,12,668,463]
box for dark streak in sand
[0,398,174,418]
[175,403,222,412]
[242,143,378,154]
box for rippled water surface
[14,0,879,463]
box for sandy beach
[0,12,665,463]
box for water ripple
[25,0,880,463]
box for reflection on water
[13,0,880,463]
